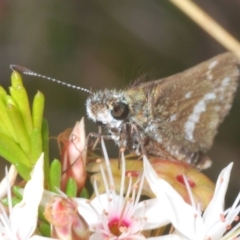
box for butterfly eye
[111,102,129,120]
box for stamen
[220,213,226,222]
[120,148,125,152]
[93,175,101,204]
[229,192,240,212]
[101,138,115,196]
[91,140,149,238]
[226,224,231,230]
[108,218,129,236]
[125,173,133,200]
[183,175,197,210]
[134,172,145,209]
[119,226,128,233]
[98,162,109,195]
[87,199,101,219]
[96,158,101,163]
[0,167,18,239]
[0,204,12,238]
[119,150,126,201]
[224,221,240,239]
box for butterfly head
[86,89,130,128]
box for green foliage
[0,71,49,180]
[49,159,61,193]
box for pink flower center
[108,218,130,236]
[176,174,196,188]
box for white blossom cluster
[0,141,240,240]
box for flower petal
[143,155,204,239]
[10,153,44,239]
[75,194,125,226]
[134,198,169,230]
[203,162,233,223]
[143,156,183,202]
[0,164,17,199]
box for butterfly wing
[125,52,239,164]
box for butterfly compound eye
[111,102,129,120]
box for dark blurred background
[0,0,239,205]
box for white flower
[0,153,50,240]
[75,139,170,240]
[143,156,240,240]
[0,165,17,199]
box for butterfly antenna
[10,65,92,94]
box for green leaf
[0,98,17,140]
[9,85,33,136]
[66,178,77,197]
[49,159,61,193]
[32,91,45,130]
[0,86,7,99]
[79,187,90,199]
[0,132,31,179]
[11,70,23,87]
[30,128,42,165]
[12,186,23,199]
[1,197,21,206]
[0,132,30,166]
[14,162,31,180]
[6,103,31,155]
[42,119,50,188]
[39,222,50,237]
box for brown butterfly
[86,52,239,169]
